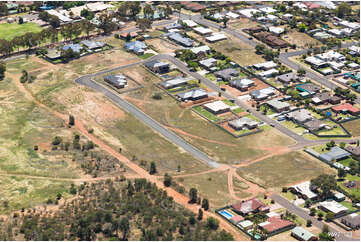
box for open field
[0,22,42,40]
[237,151,336,189]
[228,17,259,30]
[122,66,295,164]
[342,119,360,137]
[282,30,322,49]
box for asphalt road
[271,194,358,241]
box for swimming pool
[220,210,233,219]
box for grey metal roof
[81,40,106,49]
[167,32,194,47]
[214,68,239,80]
[176,88,207,100]
[161,77,192,89]
[320,147,351,162]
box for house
[296,83,320,95]
[258,68,279,78]
[259,7,276,14]
[85,2,113,12]
[230,215,244,225]
[332,103,360,116]
[199,58,217,70]
[46,9,72,23]
[226,12,240,19]
[164,22,183,31]
[45,49,62,61]
[304,119,326,131]
[250,87,276,101]
[231,198,270,215]
[311,92,331,105]
[253,32,287,48]
[62,44,83,53]
[333,192,346,202]
[277,73,300,84]
[327,28,345,38]
[104,75,127,89]
[238,220,253,230]
[229,78,255,91]
[286,109,313,123]
[289,181,318,200]
[257,14,279,23]
[205,33,228,43]
[182,19,198,28]
[238,8,260,18]
[318,200,348,217]
[176,88,208,102]
[145,60,170,74]
[305,56,328,68]
[269,26,284,36]
[204,100,230,114]
[167,32,194,47]
[329,96,342,104]
[229,117,259,130]
[160,77,192,89]
[266,99,290,112]
[124,41,147,55]
[313,31,331,40]
[211,12,224,21]
[190,45,210,56]
[291,227,318,241]
[344,146,360,160]
[282,13,293,20]
[214,68,239,81]
[319,147,351,163]
[253,61,278,70]
[193,26,213,36]
[316,50,345,62]
[81,40,106,51]
[339,21,360,30]
[341,213,360,229]
[259,217,295,236]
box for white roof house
[205,33,228,43]
[316,1,336,10]
[226,11,240,19]
[319,201,348,215]
[259,68,279,78]
[305,56,327,66]
[282,13,293,20]
[47,9,72,22]
[349,45,360,53]
[259,7,276,14]
[238,220,253,229]
[238,8,260,18]
[313,32,331,40]
[204,100,230,113]
[86,2,113,12]
[253,61,278,70]
[182,19,198,28]
[339,21,360,30]
[190,45,210,55]
[269,26,284,35]
[193,26,213,35]
[316,50,345,62]
[328,28,344,37]
[291,181,318,200]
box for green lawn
[192,106,221,122]
[340,201,358,212]
[342,119,360,137]
[0,22,42,40]
[233,107,244,114]
[139,53,155,59]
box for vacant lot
[342,119,360,137]
[282,30,321,49]
[145,38,179,54]
[237,151,335,189]
[0,22,42,40]
[228,17,259,30]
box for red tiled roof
[303,2,321,9]
[332,103,360,113]
[261,217,294,233]
[231,215,244,223]
[231,198,269,214]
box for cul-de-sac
[0,1,359,241]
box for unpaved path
[7,72,248,241]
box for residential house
[269,26,285,36]
[259,68,279,78]
[62,44,83,53]
[231,198,270,215]
[238,220,253,230]
[226,12,240,19]
[319,147,351,163]
[160,77,192,89]
[45,49,62,61]
[176,88,208,101]
[344,146,360,160]
[253,61,278,70]
[238,8,260,18]
[104,75,127,89]
[253,32,287,48]
[313,31,331,40]
[305,56,328,68]
[289,181,318,201]
[199,58,218,70]
[282,13,293,20]
[291,227,318,241]
[329,96,342,104]
[259,7,277,14]
[182,19,198,28]
[339,21,360,31]
[318,200,348,217]
[190,45,211,57]
[258,217,295,236]
[164,22,183,32]
[333,192,346,202]
[167,32,194,47]
[81,40,106,51]
[277,73,300,84]
[124,41,147,55]
[341,213,360,229]
[119,32,138,39]
[205,33,228,43]
[204,100,230,114]
[229,117,259,130]
[332,103,360,116]
[257,14,279,23]
[214,68,239,81]
[286,109,313,123]
[145,60,170,74]
[250,87,276,101]
[304,119,326,131]
[297,83,321,95]
[193,26,213,36]
[229,78,255,91]
[316,50,345,62]
[311,92,332,105]
[266,99,290,112]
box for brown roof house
[253,31,288,48]
[341,213,360,229]
[344,146,360,160]
[231,198,270,215]
[259,217,295,236]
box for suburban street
[271,194,358,241]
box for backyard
[0,22,42,40]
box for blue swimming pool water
[220,210,233,219]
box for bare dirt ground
[221,77,270,97]
[146,38,179,54]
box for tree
[319,232,334,241]
[297,68,306,76]
[325,212,334,222]
[149,161,157,174]
[311,174,337,199]
[201,198,209,210]
[189,188,198,203]
[82,20,95,37]
[306,219,312,227]
[255,44,266,54]
[297,23,307,32]
[317,211,324,220]
[163,173,172,187]
[80,8,95,20]
[222,18,229,28]
[310,208,316,216]
[98,14,117,35]
[337,168,346,180]
[137,18,152,32]
[197,208,203,220]
[326,140,336,149]
[305,199,311,208]
[0,3,8,17]
[119,217,129,240]
[67,114,75,126]
[339,142,346,149]
[143,4,154,19]
[49,16,60,29]
[336,3,351,18]
[206,217,219,230]
[0,61,5,80]
[52,136,62,145]
[19,17,24,24]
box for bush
[52,136,62,145]
[206,217,219,230]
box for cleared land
[342,119,360,137]
[282,30,322,49]
[237,151,336,189]
[0,22,42,40]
